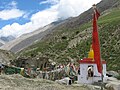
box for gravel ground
[0,74,89,90]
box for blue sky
[0,0,101,37]
[0,0,53,28]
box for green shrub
[115,75,120,80]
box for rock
[85,84,102,90]
[105,80,120,90]
[107,71,119,77]
[94,86,101,90]
[55,77,72,85]
[105,83,114,90]
[107,77,118,81]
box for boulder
[55,77,72,85]
[107,71,119,77]
[105,79,120,90]
[85,84,102,90]
[107,77,118,81]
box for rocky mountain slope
[0,40,5,47]
[0,35,15,47]
[0,35,15,42]
[0,49,15,64]
[0,24,53,52]
[1,0,119,53]
[0,21,67,53]
[17,0,120,71]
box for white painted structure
[78,58,107,84]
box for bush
[61,36,67,39]
[76,31,79,35]
[115,75,120,80]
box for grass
[18,8,120,71]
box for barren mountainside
[0,0,120,71]
[1,0,119,53]
[0,49,15,64]
[17,0,120,71]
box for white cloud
[0,1,25,20]
[0,9,25,20]
[40,0,59,5]
[0,5,58,37]
[0,0,101,38]
[8,1,17,8]
[57,0,101,19]
[0,1,17,9]
[31,5,58,28]
[0,22,34,37]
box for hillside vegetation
[18,7,120,71]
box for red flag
[92,8,102,74]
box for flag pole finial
[92,4,96,9]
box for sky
[0,0,101,38]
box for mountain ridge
[0,20,69,53]
[17,0,120,71]
[0,0,119,53]
[0,0,120,71]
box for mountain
[0,22,66,53]
[0,49,15,64]
[16,0,120,71]
[1,0,119,53]
[0,39,5,47]
[0,35,15,42]
[0,35,15,47]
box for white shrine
[77,5,108,84]
[78,58,107,84]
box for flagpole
[92,4,103,90]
